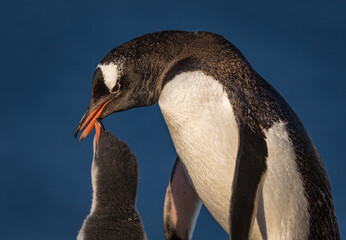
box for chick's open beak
[74,99,111,141]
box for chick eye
[110,82,121,94]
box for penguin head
[74,39,164,141]
[93,119,139,205]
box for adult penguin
[75,31,340,240]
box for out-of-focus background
[1,0,345,239]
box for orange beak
[94,120,101,147]
[78,99,111,141]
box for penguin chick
[77,120,146,240]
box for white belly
[159,71,239,231]
[255,122,309,239]
[159,71,309,239]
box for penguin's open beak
[74,99,111,141]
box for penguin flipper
[163,157,202,240]
[229,123,267,240]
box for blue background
[1,0,345,239]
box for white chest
[159,71,239,231]
[158,71,310,239]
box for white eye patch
[98,63,121,90]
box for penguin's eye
[110,82,121,94]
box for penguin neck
[102,181,136,202]
[92,178,138,215]
[125,31,254,105]
[91,161,138,215]
[126,43,188,105]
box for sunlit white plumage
[159,71,309,239]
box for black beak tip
[74,126,81,139]
[74,113,87,140]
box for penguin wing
[163,157,202,240]
[229,123,267,240]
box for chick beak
[94,118,105,147]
